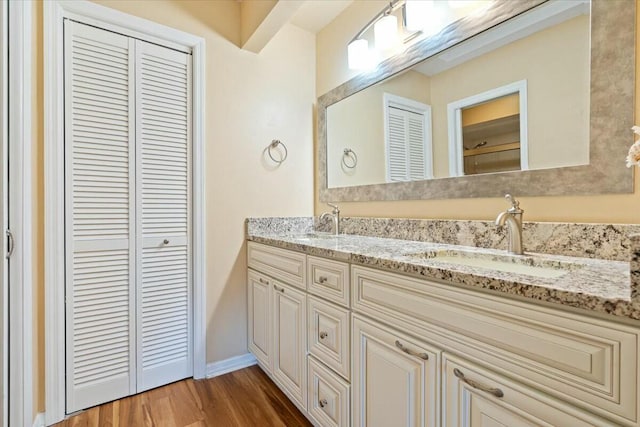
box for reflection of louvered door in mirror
[135,39,192,392]
[64,20,192,413]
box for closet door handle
[5,229,14,259]
[163,239,170,245]
[453,368,504,398]
[395,340,429,360]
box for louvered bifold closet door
[135,40,192,392]
[64,21,136,412]
[387,107,427,182]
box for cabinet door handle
[258,278,270,285]
[319,331,328,339]
[319,398,328,408]
[395,340,429,360]
[274,285,285,293]
[453,368,504,398]
[318,276,328,284]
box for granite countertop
[248,231,640,321]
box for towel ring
[267,139,288,164]
[342,148,358,169]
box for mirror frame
[318,0,635,202]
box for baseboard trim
[33,412,45,427]
[206,353,257,378]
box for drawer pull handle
[453,368,504,398]
[319,331,328,339]
[319,399,328,408]
[318,276,328,283]
[274,285,285,293]
[258,278,270,285]
[395,340,428,360]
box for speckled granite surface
[312,217,640,262]
[246,217,640,321]
[246,217,314,235]
[631,234,640,299]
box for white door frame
[447,80,528,177]
[6,1,34,426]
[44,1,207,424]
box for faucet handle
[504,194,522,212]
[327,203,340,213]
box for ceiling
[290,0,353,34]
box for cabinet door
[352,315,440,427]
[443,354,614,427]
[273,281,307,410]
[247,269,272,372]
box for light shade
[347,39,370,70]
[374,14,399,51]
[405,0,435,31]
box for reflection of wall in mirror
[327,70,430,188]
[431,13,590,178]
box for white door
[64,21,136,412]
[273,281,307,410]
[64,20,193,411]
[135,38,192,392]
[352,315,440,427]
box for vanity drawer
[247,242,306,289]
[352,265,640,426]
[308,356,350,427]
[308,295,350,380]
[308,256,350,307]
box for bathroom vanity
[246,217,640,427]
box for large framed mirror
[318,0,635,202]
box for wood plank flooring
[54,365,312,427]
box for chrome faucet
[495,194,524,255]
[320,203,340,236]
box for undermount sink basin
[405,249,584,279]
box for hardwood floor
[54,366,312,427]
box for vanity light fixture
[347,38,371,70]
[404,0,434,31]
[347,0,404,70]
[374,13,399,51]
[347,0,493,70]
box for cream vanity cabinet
[248,241,640,427]
[247,243,308,411]
[352,265,640,427]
